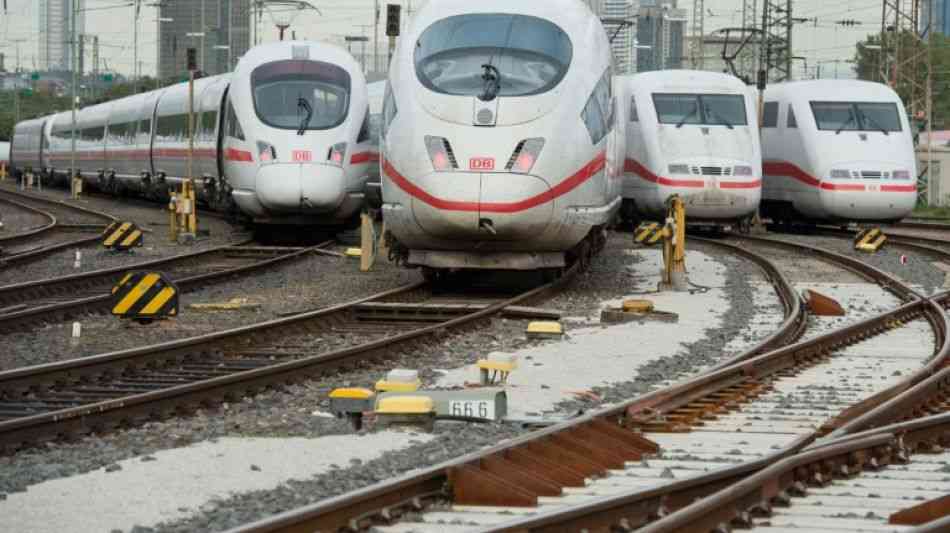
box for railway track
[0,189,116,267]
[0,266,578,453]
[219,237,946,533]
[0,242,336,334]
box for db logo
[867,184,879,192]
[469,157,495,171]
[292,150,312,162]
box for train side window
[629,96,639,122]
[357,111,371,143]
[225,101,245,141]
[382,86,397,137]
[139,119,151,139]
[787,106,797,128]
[762,102,778,128]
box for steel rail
[0,189,117,267]
[0,242,335,333]
[223,236,943,533]
[0,266,577,452]
[0,195,58,247]
[638,412,950,533]
[221,237,875,533]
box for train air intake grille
[861,170,883,179]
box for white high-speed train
[761,80,917,224]
[616,71,762,228]
[10,41,379,228]
[381,0,622,275]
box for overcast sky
[0,0,880,78]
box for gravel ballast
[0,233,832,533]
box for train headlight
[424,136,458,172]
[668,164,690,175]
[829,169,851,179]
[257,141,277,163]
[733,165,754,176]
[506,138,545,174]
[327,143,347,166]
[892,170,911,180]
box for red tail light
[327,143,347,167]
[425,136,458,172]
[506,138,545,174]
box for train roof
[238,40,363,78]
[617,70,749,93]
[409,0,599,38]
[764,79,901,102]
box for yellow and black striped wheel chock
[854,227,886,253]
[111,271,179,322]
[102,221,144,252]
[634,222,666,246]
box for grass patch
[912,205,950,219]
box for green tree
[854,31,950,129]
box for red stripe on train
[384,151,606,214]
[763,161,916,193]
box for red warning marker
[900,255,908,265]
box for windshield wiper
[676,104,699,128]
[835,111,856,135]
[705,106,734,129]
[859,111,890,136]
[297,97,313,136]
[479,64,501,102]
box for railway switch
[375,368,421,392]
[168,181,198,244]
[634,197,689,291]
[601,299,679,323]
[855,228,887,253]
[375,395,436,432]
[526,321,563,339]
[111,271,179,323]
[102,221,144,252]
[376,389,508,424]
[478,354,517,385]
[329,387,376,431]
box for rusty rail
[0,189,116,267]
[224,235,939,533]
[0,241,334,333]
[0,263,577,452]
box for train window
[415,14,573,98]
[652,94,748,128]
[581,69,611,144]
[251,60,351,131]
[225,101,246,141]
[139,119,151,139]
[357,112,371,143]
[855,102,902,132]
[629,97,639,122]
[762,102,778,128]
[787,106,797,128]
[201,111,218,141]
[810,101,903,133]
[382,85,397,137]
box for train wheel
[738,217,752,234]
[422,267,448,286]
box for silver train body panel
[761,80,917,223]
[616,70,762,223]
[381,0,622,270]
[10,41,377,226]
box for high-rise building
[637,0,687,72]
[38,0,85,72]
[586,0,640,74]
[923,0,950,36]
[159,0,250,80]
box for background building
[158,0,250,79]
[923,0,950,36]
[637,0,687,72]
[586,0,640,74]
[37,0,85,72]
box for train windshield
[653,94,748,127]
[252,60,351,131]
[415,14,573,98]
[810,102,902,133]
